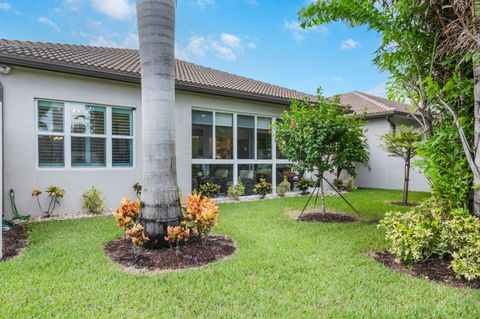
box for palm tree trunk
[137,0,181,248]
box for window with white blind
[36,100,134,168]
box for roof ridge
[353,91,394,111]
[0,38,139,53]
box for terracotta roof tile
[339,91,413,117]
[0,39,311,103]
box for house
[339,91,429,192]
[0,39,428,217]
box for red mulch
[2,225,28,260]
[370,251,480,289]
[293,210,359,223]
[104,234,236,273]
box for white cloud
[196,0,215,8]
[89,32,138,49]
[367,83,387,98]
[64,0,81,11]
[246,0,258,6]
[91,0,134,20]
[177,33,254,62]
[340,38,360,50]
[0,2,20,14]
[187,36,209,55]
[211,42,236,61]
[284,20,328,42]
[220,33,241,49]
[38,17,60,32]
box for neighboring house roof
[0,39,312,105]
[339,91,414,118]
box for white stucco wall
[0,67,288,217]
[355,117,430,192]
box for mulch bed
[104,234,236,274]
[289,210,359,223]
[370,251,480,289]
[2,225,28,260]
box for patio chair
[9,189,30,223]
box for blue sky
[0,0,389,97]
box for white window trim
[35,99,136,171]
[191,107,294,195]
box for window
[71,105,106,167]
[192,164,233,195]
[112,108,134,166]
[36,100,134,168]
[276,164,298,191]
[237,115,254,159]
[275,119,287,160]
[37,101,65,167]
[192,110,213,159]
[191,109,293,197]
[215,113,233,159]
[257,117,272,159]
[238,164,272,195]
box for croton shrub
[166,192,219,247]
[113,198,149,246]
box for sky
[0,0,389,97]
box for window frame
[191,106,292,196]
[35,99,136,170]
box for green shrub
[416,123,473,209]
[333,178,344,190]
[276,178,290,197]
[345,176,357,192]
[227,180,245,201]
[253,178,272,199]
[298,178,314,195]
[82,186,105,214]
[132,182,142,199]
[443,209,480,280]
[379,198,449,266]
[198,182,221,198]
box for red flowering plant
[113,198,149,247]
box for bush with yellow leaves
[113,198,149,247]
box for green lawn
[1,189,479,318]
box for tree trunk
[137,0,181,248]
[403,155,411,205]
[473,62,480,216]
[319,172,326,214]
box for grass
[1,188,479,318]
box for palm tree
[137,0,181,248]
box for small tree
[333,115,369,180]
[273,90,368,213]
[381,125,422,205]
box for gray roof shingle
[0,39,311,104]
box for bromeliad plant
[113,198,149,247]
[32,185,65,218]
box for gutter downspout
[386,115,396,132]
